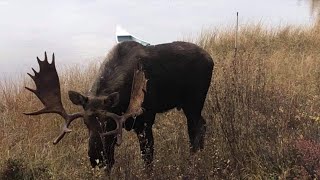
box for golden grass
[1,23,320,179]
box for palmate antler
[24,52,83,144]
[101,65,148,146]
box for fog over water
[0,0,318,79]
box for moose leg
[88,132,104,168]
[137,125,154,165]
[183,107,207,153]
[182,75,210,153]
[88,131,115,173]
[134,113,155,169]
[101,136,116,174]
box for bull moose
[25,41,214,172]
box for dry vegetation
[1,23,320,179]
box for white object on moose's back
[116,25,150,46]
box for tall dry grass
[1,23,320,179]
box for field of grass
[1,23,320,179]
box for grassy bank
[1,24,320,179]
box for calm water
[0,0,319,79]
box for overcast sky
[0,0,315,78]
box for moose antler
[101,65,148,146]
[24,52,83,144]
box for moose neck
[89,41,146,112]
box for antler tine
[100,114,125,145]
[52,53,55,65]
[36,56,41,63]
[100,66,147,146]
[27,73,35,81]
[32,68,38,75]
[53,126,72,145]
[36,52,50,72]
[53,112,83,144]
[25,52,83,144]
[24,107,48,116]
[44,51,48,61]
[25,86,37,94]
[100,112,122,135]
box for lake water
[0,0,319,79]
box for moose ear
[68,91,88,106]
[104,92,119,108]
